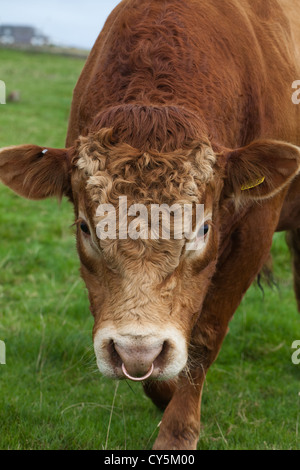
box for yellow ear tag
[241,176,265,191]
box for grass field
[0,48,299,450]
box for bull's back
[67,0,300,148]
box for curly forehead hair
[72,105,217,206]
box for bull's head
[1,106,300,381]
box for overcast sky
[0,0,121,49]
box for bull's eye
[186,220,211,252]
[198,223,209,238]
[80,221,91,236]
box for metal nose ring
[121,363,154,382]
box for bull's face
[1,132,300,382]
[72,130,221,380]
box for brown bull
[1,0,300,450]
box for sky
[0,0,121,49]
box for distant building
[0,25,48,46]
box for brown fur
[1,0,300,451]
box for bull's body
[68,0,300,147]
[66,0,300,448]
[1,0,300,450]
[68,0,300,248]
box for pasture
[0,48,299,450]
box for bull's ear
[0,144,72,200]
[223,139,300,202]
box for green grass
[0,49,299,450]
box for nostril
[153,340,170,369]
[107,340,122,368]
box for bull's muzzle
[114,339,164,380]
[107,335,167,380]
[94,326,188,381]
